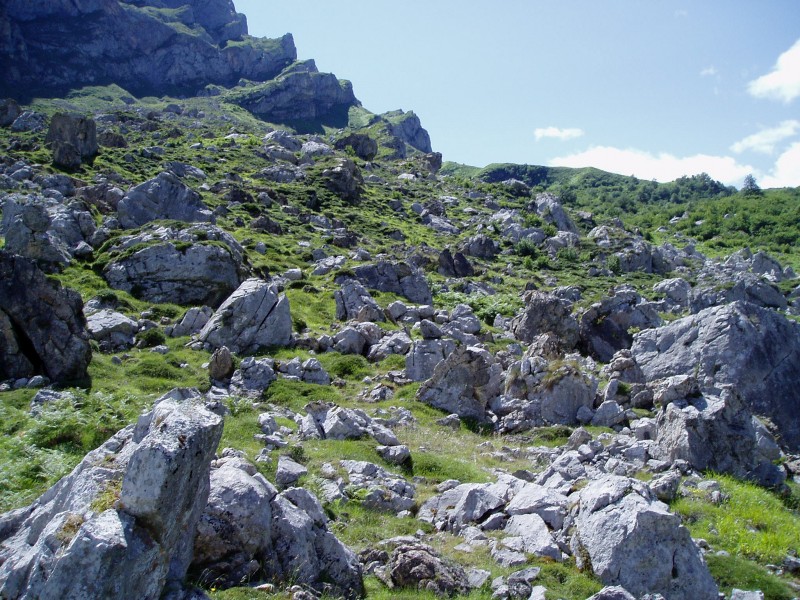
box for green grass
[705,554,797,600]
[672,474,800,564]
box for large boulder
[334,133,378,161]
[117,172,213,229]
[571,475,718,600]
[45,113,98,169]
[632,301,800,451]
[510,291,579,350]
[579,286,663,362]
[0,390,223,600]
[103,231,246,307]
[0,251,91,383]
[349,261,433,305]
[386,541,469,596]
[496,353,597,433]
[323,158,363,202]
[405,338,457,382]
[190,454,362,597]
[530,193,579,234]
[198,278,293,354]
[417,346,503,421]
[334,278,384,322]
[652,387,785,487]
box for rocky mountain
[1,2,800,600]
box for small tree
[741,173,762,196]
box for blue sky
[236,1,800,188]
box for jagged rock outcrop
[417,346,503,421]
[510,291,579,350]
[0,0,297,99]
[571,475,718,600]
[0,389,223,599]
[323,158,363,202]
[229,60,357,124]
[529,193,579,234]
[298,402,399,446]
[579,286,663,363]
[0,251,91,383]
[632,301,800,450]
[383,110,432,154]
[335,278,384,322]
[198,278,293,353]
[190,452,362,596]
[405,338,457,382]
[117,172,214,229]
[437,248,473,278]
[85,309,139,351]
[652,386,785,487]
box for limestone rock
[0,251,91,383]
[437,248,474,278]
[191,455,362,597]
[417,345,503,421]
[571,475,718,600]
[103,236,245,307]
[86,308,138,351]
[0,391,223,600]
[632,301,800,451]
[117,172,213,229]
[171,306,214,338]
[45,113,98,168]
[198,279,293,354]
[350,261,432,305]
[0,98,21,127]
[459,234,500,259]
[323,158,363,202]
[579,286,663,362]
[208,346,235,381]
[405,338,457,382]
[387,542,469,596]
[510,291,579,350]
[335,278,384,322]
[229,357,276,395]
[334,133,378,161]
[652,387,785,487]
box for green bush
[137,327,166,348]
[515,239,539,257]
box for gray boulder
[0,98,21,127]
[229,357,276,396]
[103,236,245,307]
[652,387,785,487]
[0,251,91,383]
[437,248,473,278]
[299,402,399,446]
[350,261,433,305]
[417,346,503,421]
[170,306,214,338]
[117,172,213,229]
[571,475,718,599]
[632,301,800,451]
[459,234,500,259]
[198,279,293,354]
[510,291,579,350]
[45,113,98,169]
[405,338,457,382]
[531,193,579,234]
[0,390,223,600]
[334,133,378,161]
[339,460,415,513]
[323,158,363,202]
[335,278,384,322]
[579,286,663,362]
[191,454,362,596]
[386,541,469,596]
[86,309,138,350]
[0,197,72,270]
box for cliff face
[0,0,297,99]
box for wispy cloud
[534,126,585,142]
[761,142,800,188]
[700,66,717,77]
[748,38,800,103]
[549,146,753,185]
[731,120,800,154]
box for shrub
[137,327,166,348]
[515,239,539,257]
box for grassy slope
[0,85,799,599]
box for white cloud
[731,120,800,154]
[549,146,754,185]
[748,38,800,103]
[700,66,717,77]
[761,142,800,188]
[534,126,585,141]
